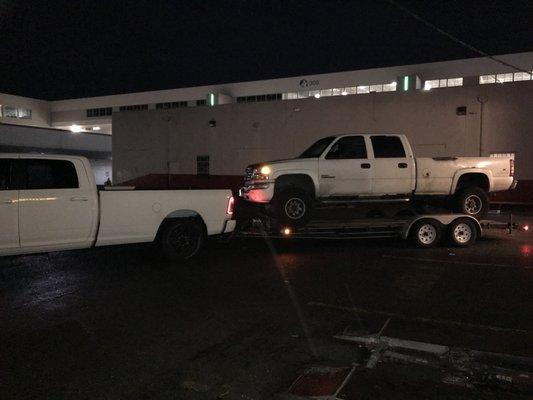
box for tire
[454,187,489,220]
[159,219,205,261]
[273,189,314,228]
[411,219,442,248]
[448,218,478,247]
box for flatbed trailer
[236,209,521,247]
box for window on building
[17,108,32,119]
[87,107,112,118]
[156,101,188,109]
[382,82,397,92]
[196,99,206,106]
[496,73,513,83]
[0,159,13,190]
[424,77,463,90]
[479,75,496,84]
[119,104,148,112]
[447,77,463,87]
[23,159,79,190]
[369,84,383,93]
[320,89,332,97]
[371,136,406,158]
[298,91,310,98]
[283,92,298,100]
[325,136,367,159]
[344,87,357,95]
[490,152,515,159]
[356,85,370,94]
[513,72,531,81]
[2,106,18,118]
[331,88,342,96]
[196,155,209,175]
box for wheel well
[274,174,315,198]
[155,213,207,242]
[456,173,489,193]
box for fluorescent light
[423,82,431,91]
[92,126,101,131]
[314,93,321,98]
[403,76,409,91]
[70,124,83,133]
[341,91,348,96]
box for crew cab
[240,134,516,225]
[0,154,235,260]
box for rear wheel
[454,187,489,220]
[411,219,442,248]
[448,218,478,247]
[273,189,314,228]
[159,219,205,261]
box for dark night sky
[1,0,532,100]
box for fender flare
[450,169,493,194]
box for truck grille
[244,167,253,185]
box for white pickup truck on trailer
[0,154,235,260]
[240,134,516,225]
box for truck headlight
[251,165,271,180]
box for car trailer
[236,210,523,247]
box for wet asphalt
[1,216,532,399]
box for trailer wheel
[411,219,442,248]
[454,187,489,220]
[448,218,477,247]
[274,189,313,228]
[159,218,205,261]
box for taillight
[510,159,514,177]
[226,196,235,215]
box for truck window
[0,159,13,190]
[23,159,79,190]
[371,136,406,158]
[325,136,367,159]
[299,136,336,158]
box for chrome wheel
[284,197,306,220]
[417,223,438,245]
[464,195,482,215]
[453,222,472,244]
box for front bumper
[221,219,237,234]
[239,183,275,203]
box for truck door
[18,158,95,250]
[0,158,20,251]
[370,135,415,196]
[318,136,372,196]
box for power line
[385,0,532,76]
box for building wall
[0,93,51,128]
[114,81,533,183]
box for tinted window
[0,159,13,190]
[299,136,336,158]
[371,136,406,158]
[326,136,367,159]
[24,159,79,189]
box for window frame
[20,159,80,190]
[324,136,368,160]
[370,135,407,158]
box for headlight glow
[260,165,271,175]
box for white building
[1,51,532,136]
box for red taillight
[510,159,514,177]
[226,196,235,215]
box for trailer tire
[454,187,489,220]
[274,189,313,228]
[411,219,442,248]
[448,218,477,247]
[159,218,205,261]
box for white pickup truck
[240,134,516,225]
[0,154,235,260]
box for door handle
[321,175,336,179]
[398,163,408,168]
[361,163,371,169]
[70,196,89,202]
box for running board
[320,197,411,204]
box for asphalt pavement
[1,215,532,399]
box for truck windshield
[298,136,336,158]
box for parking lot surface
[1,218,532,399]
